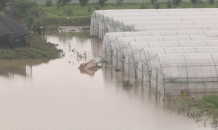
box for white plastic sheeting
[138,46,218,88]
[113,35,218,71]
[151,53,218,96]
[91,8,218,38]
[121,21,218,32]
[102,30,218,64]
[98,12,218,39]
[133,25,218,32]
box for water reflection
[0,59,50,77]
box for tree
[98,0,107,7]
[209,0,214,4]
[14,0,37,17]
[190,0,198,4]
[0,0,7,11]
[172,0,182,6]
[26,7,47,35]
[166,0,172,8]
[79,0,89,7]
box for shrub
[198,0,203,4]
[190,0,198,4]
[209,0,214,4]
[203,95,218,108]
[151,0,157,5]
[117,0,123,7]
[45,0,53,7]
[140,3,145,9]
[173,0,182,5]
[166,0,172,8]
[66,7,72,15]
[87,6,91,12]
[94,3,100,10]
[120,80,134,87]
[79,0,89,7]
[98,0,107,7]
[62,0,72,6]
[154,2,160,9]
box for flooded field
[0,34,214,130]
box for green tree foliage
[0,0,7,11]
[14,0,37,17]
[26,6,47,34]
[172,0,182,5]
[190,0,198,4]
[98,0,107,7]
[79,0,89,7]
[45,0,53,7]
[209,0,214,4]
[166,0,172,8]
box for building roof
[0,16,29,39]
[0,22,10,37]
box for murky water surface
[0,34,213,130]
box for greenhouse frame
[113,35,218,71]
[138,46,218,88]
[151,53,218,96]
[102,30,218,64]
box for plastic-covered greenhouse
[151,53,218,96]
[120,21,218,32]
[138,46,218,88]
[91,8,218,38]
[98,13,218,39]
[91,9,206,36]
[113,35,218,71]
[102,30,218,64]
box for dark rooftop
[0,16,29,39]
[0,21,10,37]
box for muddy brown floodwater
[0,34,213,130]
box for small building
[0,16,29,48]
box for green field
[40,1,218,26]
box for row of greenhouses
[91,9,218,39]
[90,8,218,96]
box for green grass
[40,2,218,26]
[203,95,218,108]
